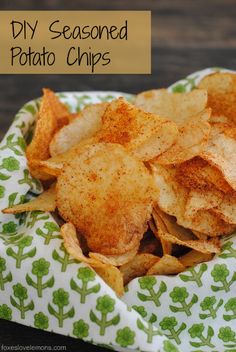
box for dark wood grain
[0,0,236,351]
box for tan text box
[0,11,151,74]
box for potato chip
[67,112,80,123]
[39,158,64,177]
[26,96,57,179]
[186,210,235,237]
[200,123,236,191]
[2,184,56,214]
[57,143,156,255]
[25,161,50,181]
[176,157,233,193]
[198,72,236,124]
[44,89,70,128]
[185,189,223,219]
[89,247,138,266]
[151,163,235,236]
[186,187,236,229]
[135,88,207,125]
[60,222,124,296]
[179,250,213,267]
[157,231,220,253]
[150,163,188,219]
[60,222,99,265]
[150,215,172,255]
[154,110,211,164]
[191,231,208,240]
[26,88,69,180]
[119,253,160,285]
[146,254,185,275]
[50,103,108,157]
[210,115,233,125]
[40,137,97,177]
[153,206,195,241]
[93,265,124,296]
[212,192,236,224]
[97,97,178,161]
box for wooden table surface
[0,0,236,351]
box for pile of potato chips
[3,72,236,296]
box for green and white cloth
[0,68,235,352]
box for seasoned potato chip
[146,255,185,275]
[2,184,56,214]
[210,115,233,125]
[150,216,172,255]
[135,88,207,125]
[151,163,234,236]
[40,137,97,177]
[198,72,236,124]
[60,223,124,296]
[157,231,220,253]
[26,89,69,180]
[39,158,64,177]
[93,265,124,296]
[185,210,235,237]
[186,189,236,227]
[44,89,71,128]
[57,143,156,255]
[98,97,178,161]
[185,189,223,219]
[154,110,211,164]
[179,250,213,267]
[50,103,108,157]
[200,123,236,191]
[89,247,138,266]
[26,94,57,178]
[119,253,159,285]
[212,192,236,224]
[155,207,195,241]
[150,163,188,218]
[66,112,80,123]
[191,231,208,240]
[176,157,233,193]
[61,222,99,265]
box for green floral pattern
[218,326,236,348]
[160,317,186,345]
[90,295,120,336]
[188,323,215,348]
[0,304,12,320]
[53,243,77,272]
[73,319,89,339]
[223,298,236,322]
[48,288,75,327]
[0,77,235,351]
[179,263,207,287]
[36,222,60,244]
[0,257,12,290]
[70,267,100,303]
[6,236,36,268]
[26,258,54,297]
[137,277,167,307]
[169,287,198,316]
[34,312,49,330]
[10,283,34,319]
[116,327,135,348]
